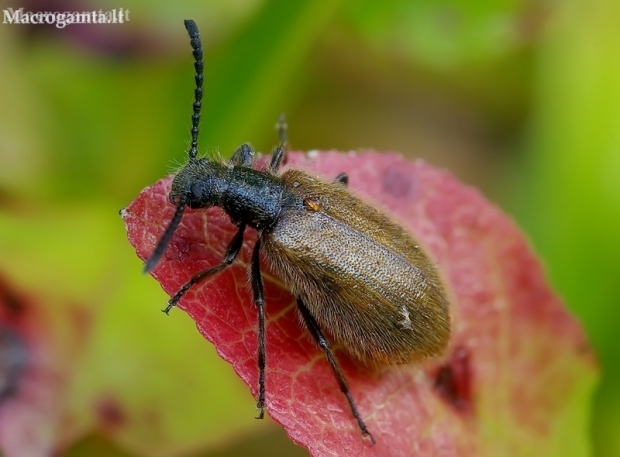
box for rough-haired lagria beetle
[144,19,451,444]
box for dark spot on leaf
[433,346,473,416]
[0,326,29,403]
[96,397,126,429]
[382,166,413,197]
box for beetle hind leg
[296,298,376,444]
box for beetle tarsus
[255,401,265,419]
[162,302,174,315]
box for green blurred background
[0,0,618,455]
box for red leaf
[122,151,595,456]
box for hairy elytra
[144,19,451,444]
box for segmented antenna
[144,21,202,274]
[184,19,203,161]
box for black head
[143,19,205,273]
[169,157,228,209]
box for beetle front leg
[163,223,246,314]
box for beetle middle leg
[296,297,376,444]
[250,238,267,418]
[162,223,246,314]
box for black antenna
[143,20,202,274]
[143,193,188,273]
[184,19,203,161]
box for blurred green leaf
[202,0,345,151]
[346,0,526,67]
[518,1,620,456]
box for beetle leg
[268,114,288,173]
[230,143,255,167]
[163,223,246,314]
[296,298,376,444]
[250,238,267,418]
[333,173,348,186]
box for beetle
[144,19,451,444]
